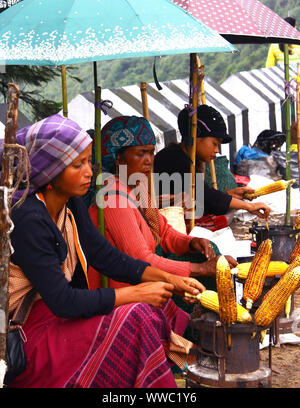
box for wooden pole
[61,65,68,118]
[93,61,98,90]
[0,83,20,385]
[140,82,149,120]
[196,57,217,190]
[140,82,157,209]
[189,53,198,231]
[296,63,300,191]
[284,45,291,226]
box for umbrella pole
[93,61,98,90]
[189,53,198,232]
[296,63,300,191]
[61,65,68,118]
[284,45,291,226]
[94,85,107,288]
[140,82,157,209]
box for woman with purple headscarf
[4,114,205,388]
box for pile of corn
[185,237,300,329]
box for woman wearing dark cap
[5,114,206,388]
[154,104,270,219]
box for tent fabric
[63,65,296,169]
[64,77,248,170]
[221,64,297,147]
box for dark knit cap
[178,104,232,145]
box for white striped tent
[221,64,298,148]
[63,77,249,169]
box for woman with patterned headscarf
[88,116,238,311]
[4,114,205,388]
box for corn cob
[243,239,272,310]
[243,179,295,200]
[254,266,300,327]
[231,261,288,279]
[285,295,292,319]
[216,255,237,325]
[185,290,252,323]
[293,214,300,230]
[287,254,300,272]
[289,240,300,263]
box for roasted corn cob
[287,254,300,272]
[216,255,237,325]
[243,239,272,310]
[289,240,300,264]
[293,214,300,230]
[184,290,252,323]
[231,261,288,279]
[243,179,295,200]
[254,266,300,327]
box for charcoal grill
[186,310,272,388]
[249,222,300,262]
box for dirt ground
[230,211,300,388]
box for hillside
[23,0,300,118]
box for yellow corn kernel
[243,239,272,310]
[185,290,252,324]
[286,255,300,273]
[285,295,292,319]
[254,266,300,327]
[243,179,295,200]
[231,261,288,279]
[293,214,300,230]
[216,255,237,326]
[289,240,300,264]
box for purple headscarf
[0,114,92,203]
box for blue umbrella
[0,0,236,286]
[0,0,235,65]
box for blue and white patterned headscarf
[101,116,156,173]
[0,114,92,203]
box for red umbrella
[173,0,300,44]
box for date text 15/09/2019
[102,392,198,405]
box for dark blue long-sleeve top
[10,194,149,319]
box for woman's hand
[226,186,255,200]
[115,282,175,308]
[245,201,270,219]
[166,275,206,297]
[189,237,215,260]
[190,254,238,277]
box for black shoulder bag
[4,287,36,386]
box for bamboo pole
[140,82,157,209]
[296,63,300,191]
[61,65,68,118]
[284,45,291,226]
[196,57,217,190]
[189,53,198,231]
[94,86,107,288]
[0,83,20,386]
[140,82,149,120]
